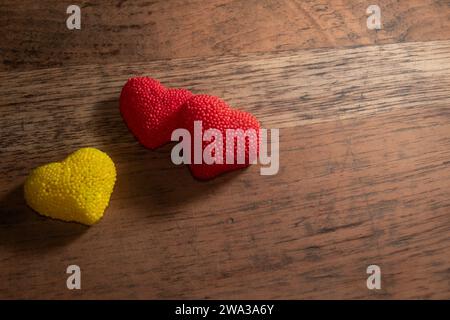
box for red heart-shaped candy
[179,95,261,180]
[120,77,193,149]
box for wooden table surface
[1,0,449,299]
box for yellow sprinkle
[24,148,116,225]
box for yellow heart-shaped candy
[24,148,116,225]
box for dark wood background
[0,0,449,299]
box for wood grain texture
[1,0,450,70]
[1,40,449,299]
